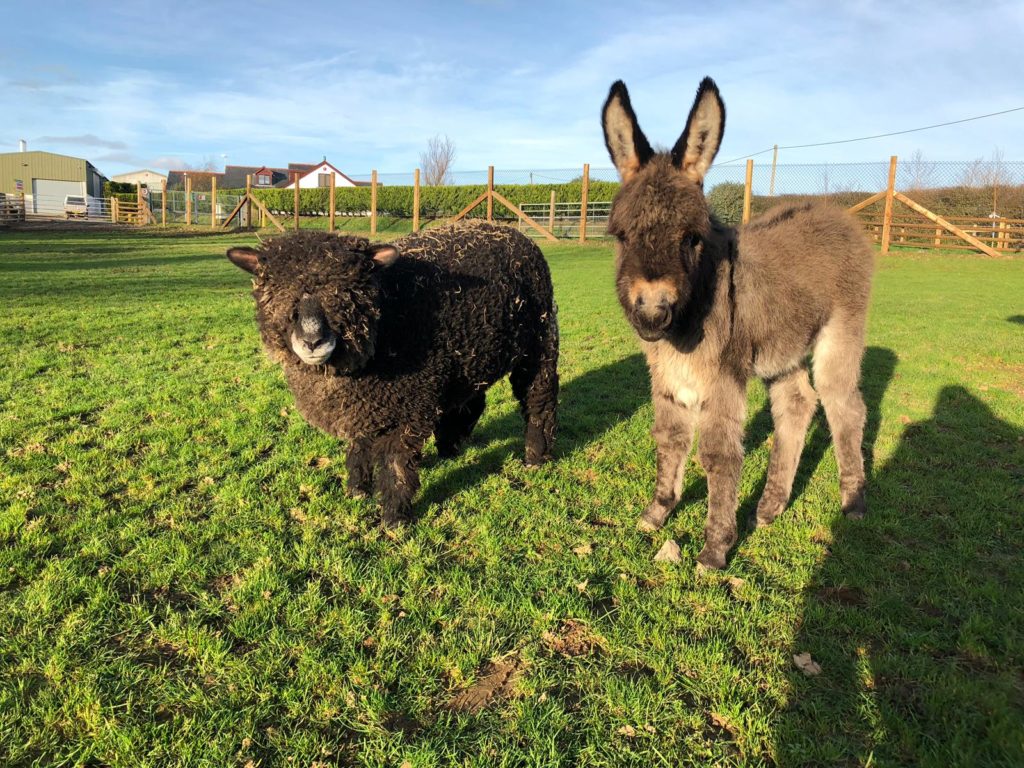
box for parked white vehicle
[64,195,88,219]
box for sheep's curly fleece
[245,221,559,521]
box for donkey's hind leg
[755,367,818,527]
[511,348,559,467]
[813,319,868,519]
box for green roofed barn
[0,144,107,216]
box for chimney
[19,139,27,152]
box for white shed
[284,160,363,189]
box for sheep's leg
[434,391,486,459]
[511,351,558,467]
[345,437,374,499]
[374,432,426,527]
[638,391,696,532]
[696,377,748,570]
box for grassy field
[1,227,1022,767]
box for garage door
[32,179,85,215]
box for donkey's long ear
[670,77,725,184]
[602,81,654,182]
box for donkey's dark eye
[683,233,701,250]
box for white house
[284,160,366,189]
[111,169,167,187]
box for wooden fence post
[881,155,898,255]
[413,168,421,233]
[211,176,218,228]
[579,163,590,243]
[487,166,494,222]
[246,174,253,229]
[111,196,119,223]
[136,182,142,225]
[294,175,300,231]
[161,179,167,227]
[185,175,192,227]
[370,170,378,235]
[549,190,556,233]
[742,159,753,224]
[769,144,778,196]
[329,172,336,232]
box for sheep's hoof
[347,488,370,500]
[379,509,410,529]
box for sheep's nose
[303,334,329,351]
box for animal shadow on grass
[1007,314,1024,326]
[734,346,898,545]
[774,385,1024,764]
[417,353,649,511]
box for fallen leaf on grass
[575,579,589,594]
[447,656,522,714]
[793,652,822,676]
[725,576,745,595]
[572,542,593,557]
[654,539,681,563]
[311,456,332,469]
[617,725,637,738]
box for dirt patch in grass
[541,620,604,657]
[446,655,523,714]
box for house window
[257,174,271,186]
[318,173,332,188]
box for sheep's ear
[226,246,261,274]
[367,244,399,268]
[602,80,653,183]
[670,77,725,185]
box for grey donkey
[602,77,874,569]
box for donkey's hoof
[637,513,664,533]
[696,546,727,571]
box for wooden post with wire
[487,166,494,222]
[579,163,590,243]
[329,173,336,232]
[769,144,778,196]
[136,182,142,225]
[293,174,300,231]
[210,176,218,228]
[161,179,167,227]
[881,155,898,254]
[370,170,378,235]
[742,159,753,224]
[245,174,253,229]
[413,168,421,233]
[549,190,556,233]
[185,175,192,227]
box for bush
[706,182,745,225]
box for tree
[420,134,456,186]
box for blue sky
[3,0,1022,179]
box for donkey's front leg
[639,391,696,531]
[696,379,747,569]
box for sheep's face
[226,233,399,375]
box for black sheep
[226,222,559,525]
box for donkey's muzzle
[632,298,673,341]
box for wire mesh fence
[9,157,1021,252]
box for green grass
[1,228,1022,767]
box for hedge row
[240,181,623,218]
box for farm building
[0,147,107,215]
[165,159,368,191]
[111,169,167,188]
